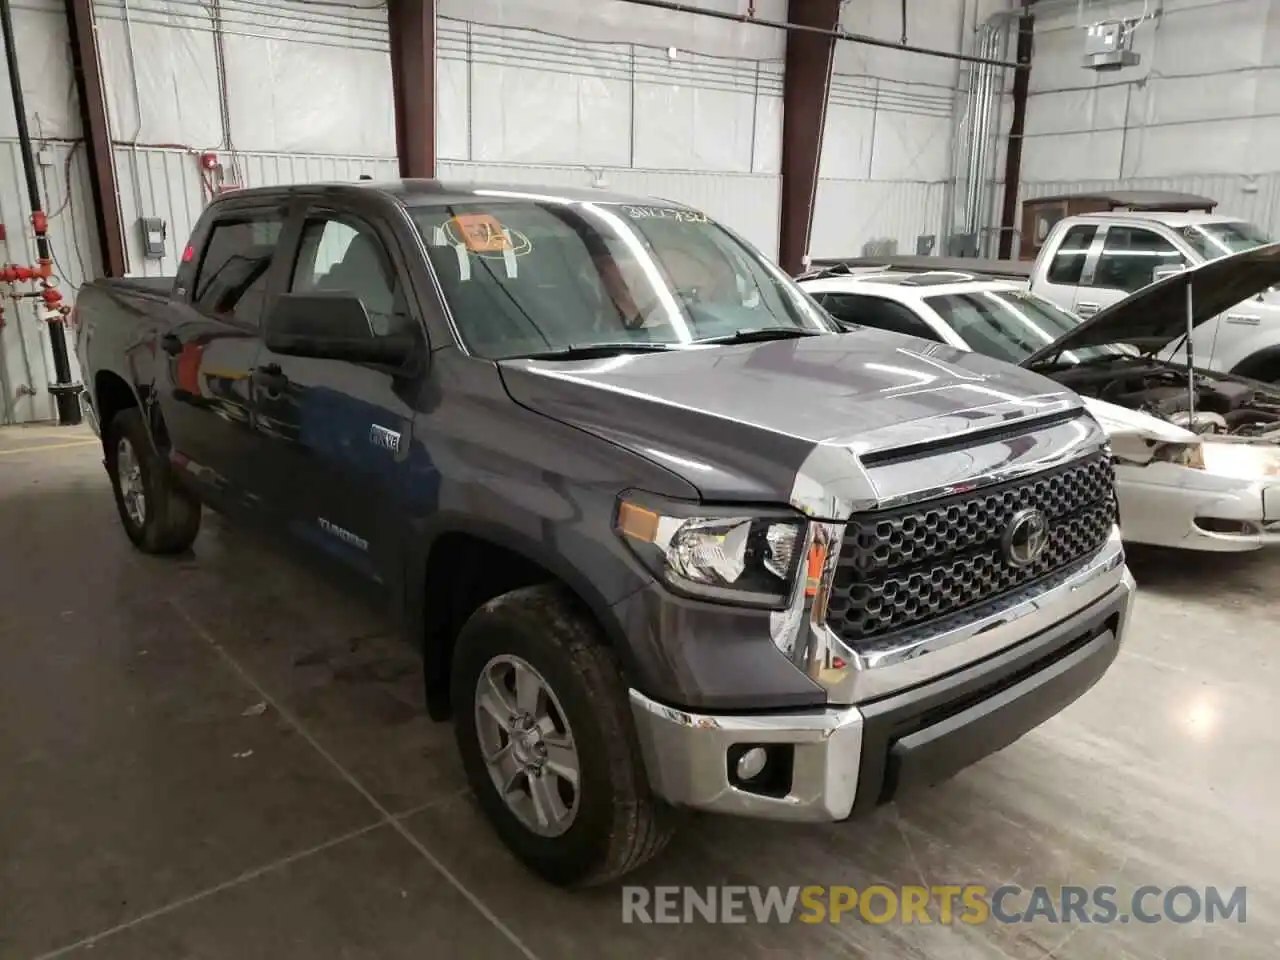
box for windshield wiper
[511,342,679,361]
[695,327,825,345]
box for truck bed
[98,276,176,301]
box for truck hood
[499,330,1082,508]
[1024,241,1280,364]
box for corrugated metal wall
[119,149,402,278]
[809,179,949,259]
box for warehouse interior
[2,0,1280,957]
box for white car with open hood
[799,243,1280,552]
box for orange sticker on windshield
[451,214,510,253]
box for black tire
[450,583,675,887]
[105,407,201,554]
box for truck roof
[1070,210,1247,227]
[1027,189,1217,212]
[213,178,696,211]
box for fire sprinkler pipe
[0,0,81,425]
[614,0,1021,69]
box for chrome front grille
[825,452,1117,646]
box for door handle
[253,363,289,393]
[1226,314,1261,326]
[1076,301,1101,317]
[160,332,183,356]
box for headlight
[1200,442,1280,480]
[1151,441,1205,469]
[615,494,807,608]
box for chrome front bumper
[629,548,1136,822]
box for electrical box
[946,233,979,257]
[1082,22,1140,71]
[139,218,166,260]
[862,237,898,257]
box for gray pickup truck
[74,180,1135,887]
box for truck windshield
[925,289,1125,366]
[408,195,835,359]
[1178,221,1271,260]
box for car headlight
[615,493,808,608]
[1200,441,1280,480]
[1151,441,1205,470]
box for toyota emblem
[1002,508,1049,568]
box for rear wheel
[105,407,201,554]
[450,583,675,887]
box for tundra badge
[370,424,402,452]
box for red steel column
[388,0,438,179]
[777,0,842,275]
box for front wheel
[450,583,675,887]
[105,407,201,554]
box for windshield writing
[410,198,834,359]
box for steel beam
[388,0,437,179]
[65,0,126,276]
[997,10,1035,260]
[777,0,841,275]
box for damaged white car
[799,243,1280,551]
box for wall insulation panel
[810,0,1010,260]
[1019,0,1280,233]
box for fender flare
[403,512,647,720]
[90,366,164,447]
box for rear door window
[193,213,285,325]
[1045,224,1097,285]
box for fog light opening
[727,743,795,798]
[1195,517,1259,536]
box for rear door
[156,200,290,512]
[251,202,427,583]
[1036,222,1099,313]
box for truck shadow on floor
[1123,542,1279,602]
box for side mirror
[1151,264,1186,284]
[264,292,415,366]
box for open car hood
[1024,241,1280,365]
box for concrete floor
[2,423,1279,960]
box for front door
[154,205,288,513]
[251,207,425,584]
[1077,224,1226,365]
